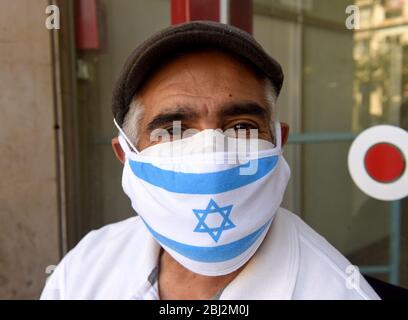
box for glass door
[254,0,407,286]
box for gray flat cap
[112,20,284,126]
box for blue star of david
[192,199,236,242]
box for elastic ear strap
[113,118,139,154]
[274,121,282,149]
[118,134,132,155]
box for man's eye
[165,126,187,137]
[230,122,259,134]
[233,123,257,131]
[224,122,259,138]
[166,127,179,135]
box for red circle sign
[364,143,406,183]
[348,125,408,200]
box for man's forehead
[137,50,270,133]
[139,48,263,93]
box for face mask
[115,120,291,276]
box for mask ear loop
[113,118,140,154]
[274,121,282,150]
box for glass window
[254,0,407,287]
[75,0,170,237]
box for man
[41,21,379,300]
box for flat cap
[112,20,284,126]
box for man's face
[136,50,274,151]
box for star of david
[192,199,235,242]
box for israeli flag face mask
[115,120,291,276]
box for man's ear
[281,122,290,146]
[112,137,125,164]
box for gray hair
[122,99,145,148]
[123,78,277,147]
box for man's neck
[158,250,243,300]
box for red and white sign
[348,125,408,201]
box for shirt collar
[129,227,162,299]
[219,208,300,300]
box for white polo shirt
[40,208,380,300]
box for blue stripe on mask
[142,219,270,263]
[129,155,278,194]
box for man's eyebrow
[218,101,269,119]
[146,106,200,131]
